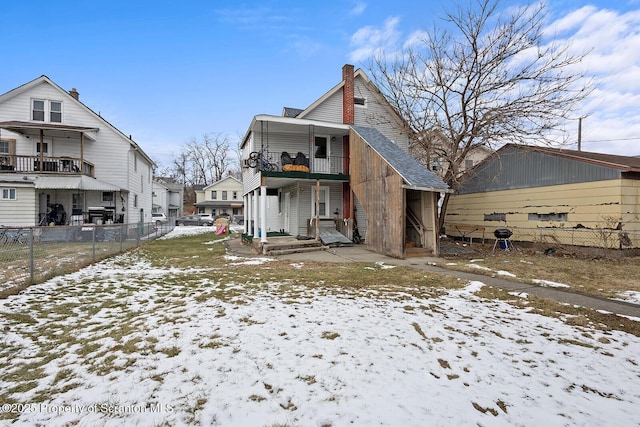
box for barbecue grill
[493,228,514,251]
[494,229,512,239]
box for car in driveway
[175,215,214,226]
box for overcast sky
[2,0,639,167]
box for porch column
[243,194,249,234]
[260,185,267,243]
[246,193,252,235]
[252,189,259,238]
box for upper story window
[211,190,217,199]
[354,97,367,107]
[32,99,63,123]
[50,102,62,122]
[222,191,228,200]
[232,191,238,200]
[32,100,45,121]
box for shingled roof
[351,126,449,191]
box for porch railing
[0,154,95,176]
[255,151,346,175]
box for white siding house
[240,65,448,258]
[0,76,155,226]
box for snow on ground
[1,252,639,426]
[614,290,640,305]
[532,279,572,288]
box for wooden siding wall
[350,130,405,258]
[445,179,640,240]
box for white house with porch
[240,65,449,258]
[0,75,155,227]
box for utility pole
[577,117,583,151]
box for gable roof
[295,68,407,131]
[352,126,449,192]
[202,176,243,191]
[0,75,155,167]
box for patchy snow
[613,290,640,305]
[0,252,639,426]
[159,225,218,240]
[496,270,517,277]
[532,279,572,288]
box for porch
[0,154,94,176]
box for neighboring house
[413,128,492,178]
[0,76,155,226]
[153,176,184,222]
[195,176,244,218]
[240,64,449,258]
[445,144,640,247]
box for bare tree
[182,133,232,185]
[369,0,592,229]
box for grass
[1,231,638,424]
[440,243,640,300]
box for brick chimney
[69,88,79,100]
[342,64,354,125]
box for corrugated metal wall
[459,145,621,194]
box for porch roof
[0,120,99,141]
[34,175,121,192]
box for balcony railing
[0,155,95,176]
[250,151,347,175]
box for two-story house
[241,65,449,258]
[153,176,184,222]
[195,176,244,218]
[0,76,155,226]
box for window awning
[0,121,99,141]
[34,175,121,192]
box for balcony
[247,151,347,176]
[0,155,95,176]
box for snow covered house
[0,75,155,226]
[240,65,449,258]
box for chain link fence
[0,222,174,296]
[447,223,640,253]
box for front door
[313,136,330,173]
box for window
[311,186,330,217]
[134,194,138,208]
[314,136,327,159]
[37,142,49,154]
[1,188,16,200]
[32,100,45,121]
[211,190,217,199]
[232,191,238,200]
[102,192,114,202]
[0,141,8,154]
[50,101,62,123]
[528,213,568,222]
[72,193,84,211]
[354,97,367,107]
[222,191,228,200]
[484,213,506,221]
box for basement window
[528,213,568,222]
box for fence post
[92,226,96,262]
[120,223,124,252]
[29,228,35,284]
